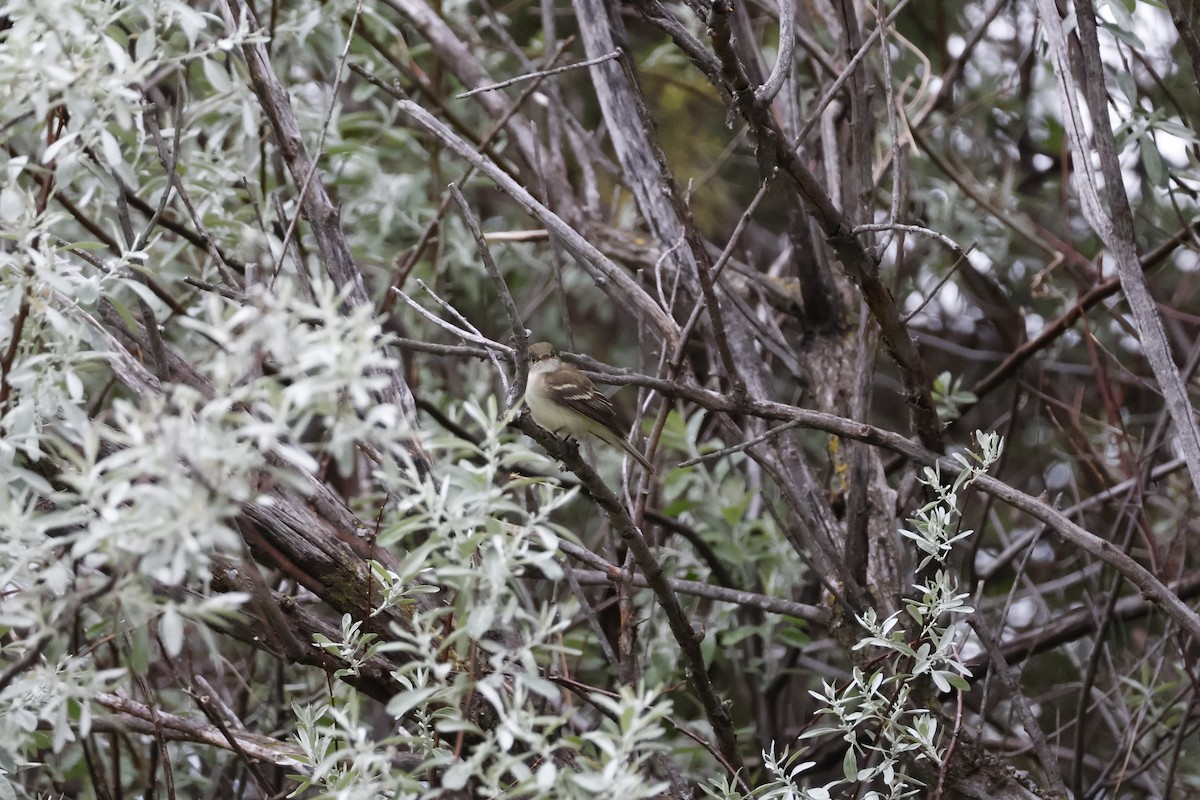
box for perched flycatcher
[524,342,655,473]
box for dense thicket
[2,0,1199,797]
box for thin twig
[457,49,621,98]
[969,615,1069,795]
[110,166,171,380]
[447,182,528,407]
[396,339,509,360]
[413,279,508,391]
[560,563,620,665]
[675,174,775,355]
[934,656,966,799]
[134,90,184,255]
[900,239,977,325]
[0,281,30,413]
[388,287,506,361]
[852,222,968,254]
[678,420,801,466]
[139,105,239,286]
[554,560,827,623]
[793,0,912,144]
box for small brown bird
[524,342,654,473]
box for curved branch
[754,0,795,103]
[545,359,1200,645]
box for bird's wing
[542,368,620,430]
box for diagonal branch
[1034,0,1200,492]
[543,358,1200,646]
[572,1,741,388]
[396,98,681,346]
[513,413,744,774]
[218,0,425,467]
[93,692,306,766]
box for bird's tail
[617,437,655,474]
